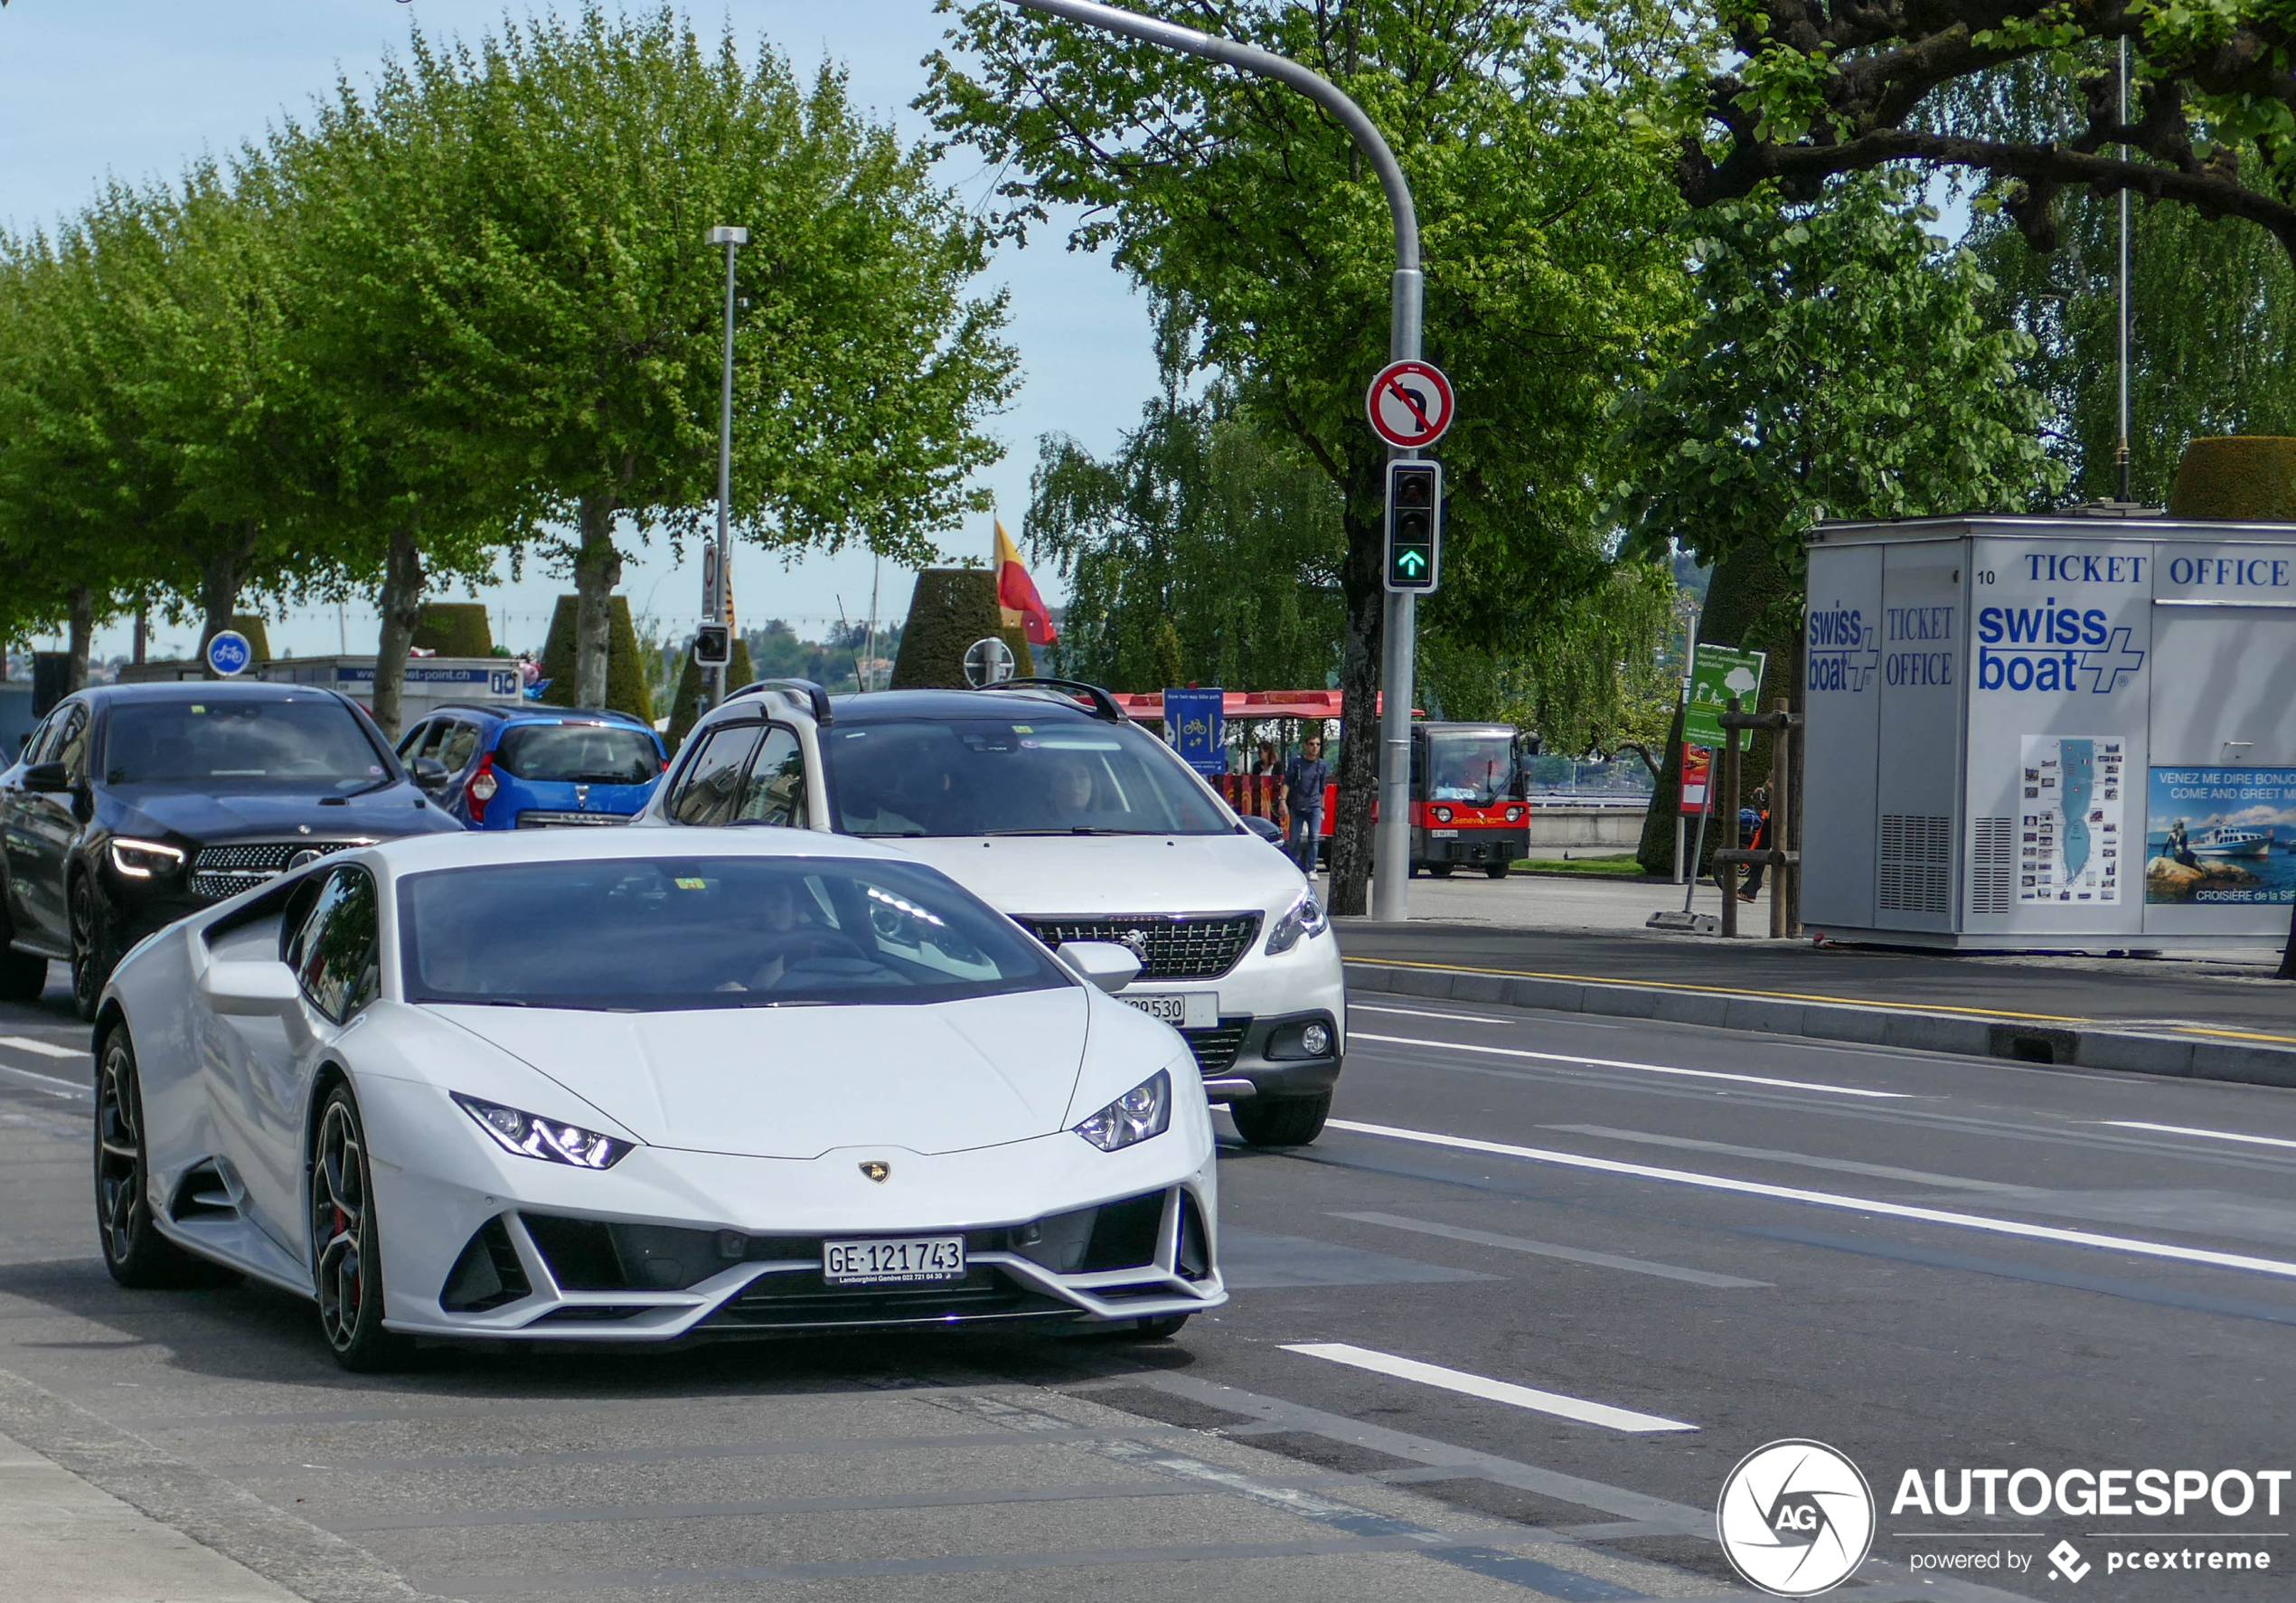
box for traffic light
[692,624,731,668]
[1384,459,1442,594]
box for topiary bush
[227,615,272,664]
[2169,437,2296,520]
[537,594,654,723]
[411,602,494,657]
[663,636,757,754]
[889,568,1034,688]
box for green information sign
[1681,642,1767,750]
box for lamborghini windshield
[400,856,1065,1011]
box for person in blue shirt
[1284,735,1329,874]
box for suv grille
[190,841,369,901]
[1016,914,1262,981]
[1180,1019,1251,1076]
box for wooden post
[1769,695,1793,939]
[1718,696,1742,938]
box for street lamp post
[704,224,748,709]
[1001,0,1425,921]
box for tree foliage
[1678,0,2296,269]
[1614,172,2065,584]
[927,0,1695,911]
[1025,382,1345,694]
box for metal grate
[1969,816,2015,916]
[1877,815,1952,914]
[189,840,368,901]
[1016,914,1262,980]
[1180,1019,1251,1075]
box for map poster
[2017,735,2126,905]
[2144,768,2296,905]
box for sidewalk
[1,1424,301,1603]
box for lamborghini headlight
[452,1093,633,1168]
[1073,1070,1171,1153]
[1264,891,1328,955]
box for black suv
[0,681,463,1016]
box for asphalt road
[6,959,2295,1603]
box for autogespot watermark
[1890,1464,2284,1588]
[1718,1447,2287,1594]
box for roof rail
[726,677,834,725]
[982,677,1128,723]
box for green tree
[929,0,1692,912]
[1675,1,2296,269]
[1612,173,2065,873]
[367,7,1017,710]
[1025,382,1345,694]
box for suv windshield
[1423,730,1516,806]
[497,722,660,785]
[400,855,1065,1011]
[104,698,390,790]
[824,718,1230,836]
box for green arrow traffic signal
[1384,460,1443,593]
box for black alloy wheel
[68,874,111,1023]
[309,1084,411,1371]
[1485,862,1510,880]
[1426,863,1455,878]
[95,1028,215,1287]
[1228,1090,1332,1148]
[1129,1314,1190,1339]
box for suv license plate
[823,1236,966,1286]
[1123,991,1219,1028]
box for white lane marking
[1331,1211,1771,1288]
[2104,1121,2296,1153]
[0,1035,83,1060]
[0,1063,88,1098]
[1283,1343,1698,1434]
[1327,1118,2296,1282]
[1350,1004,1510,1025]
[1543,1125,2037,1195]
[1348,1032,1911,1099]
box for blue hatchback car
[392,704,667,830]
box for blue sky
[1,0,1158,658]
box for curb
[1342,959,2296,1090]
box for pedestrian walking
[1284,734,1329,875]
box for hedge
[536,594,654,723]
[889,568,1034,688]
[411,602,494,657]
[2169,437,2296,520]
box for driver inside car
[741,878,859,991]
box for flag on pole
[994,519,1058,645]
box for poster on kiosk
[1800,514,2296,949]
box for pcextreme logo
[1717,1439,1877,1597]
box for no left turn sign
[1365,360,1455,450]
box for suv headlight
[1265,891,1328,955]
[109,837,184,879]
[1073,1070,1171,1153]
[453,1093,633,1168]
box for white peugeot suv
[635,678,1342,1146]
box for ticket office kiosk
[1802,514,2296,950]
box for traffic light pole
[1002,0,1424,921]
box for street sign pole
[704,225,748,710]
[1001,0,1423,920]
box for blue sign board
[1165,687,1226,777]
[204,630,253,677]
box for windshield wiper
[977,827,1164,837]
[334,775,399,799]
